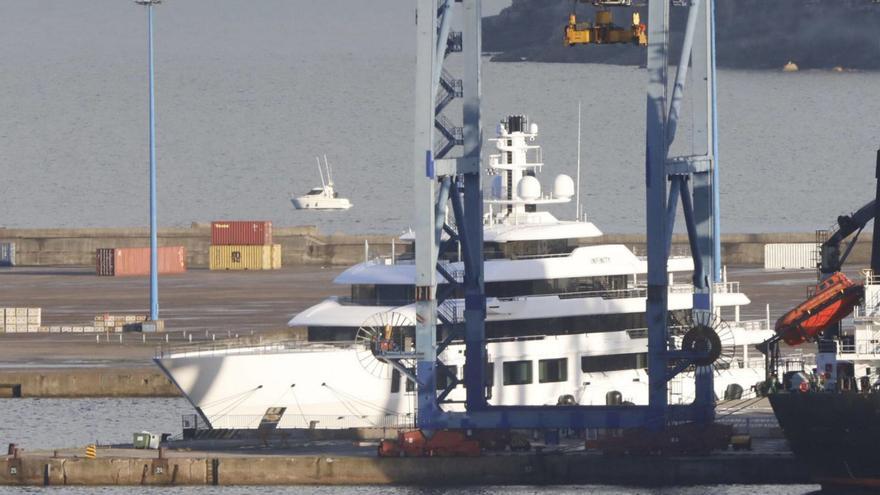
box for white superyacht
[157,116,773,430]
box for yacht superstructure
[157,116,773,430]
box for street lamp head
[134,0,162,5]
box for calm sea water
[0,1,878,235]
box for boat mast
[576,100,582,221]
[316,156,327,189]
[323,154,334,186]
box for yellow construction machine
[564,3,647,47]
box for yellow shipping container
[272,244,282,269]
[210,245,274,270]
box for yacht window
[390,369,415,393]
[307,326,357,342]
[461,362,495,387]
[581,353,648,373]
[503,360,533,385]
[307,188,324,195]
[485,275,628,299]
[436,365,458,390]
[473,310,690,340]
[539,358,568,383]
[350,284,415,305]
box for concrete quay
[0,442,809,487]
[0,368,178,398]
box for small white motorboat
[291,155,353,210]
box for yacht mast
[576,100,582,220]
[323,154,334,186]
[316,156,327,189]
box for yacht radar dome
[553,174,575,199]
[517,175,541,201]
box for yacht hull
[291,197,352,210]
[156,333,768,430]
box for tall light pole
[136,0,161,321]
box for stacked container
[209,221,281,270]
[94,314,148,332]
[0,308,41,333]
[96,246,187,276]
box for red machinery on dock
[378,430,481,458]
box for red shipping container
[96,246,187,276]
[211,221,273,245]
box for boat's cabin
[306,187,325,196]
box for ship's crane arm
[757,151,880,387]
[820,199,877,274]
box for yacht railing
[508,252,573,260]
[339,281,745,308]
[738,318,772,332]
[156,339,360,359]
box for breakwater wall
[0,369,179,398]
[0,451,809,486]
[0,226,410,268]
[0,227,859,267]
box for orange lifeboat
[774,272,864,346]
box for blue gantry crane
[385,0,724,433]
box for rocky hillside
[483,0,880,69]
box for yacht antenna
[316,156,327,189]
[575,99,582,220]
[323,154,334,186]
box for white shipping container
[764,243,818,270]
[14,308,27,317]
[26,326,38,333]
[27,316,40,325]
[61,326,73,333]
[27,308,40,317]
[49,326,61,333]
[14,316,27,325]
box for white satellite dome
[496,122,506,136]
[553,174,575,199]
[529,122,539,135]
[490,175,503,199]
[517,175,541,201]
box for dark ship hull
[770,392,880,492]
